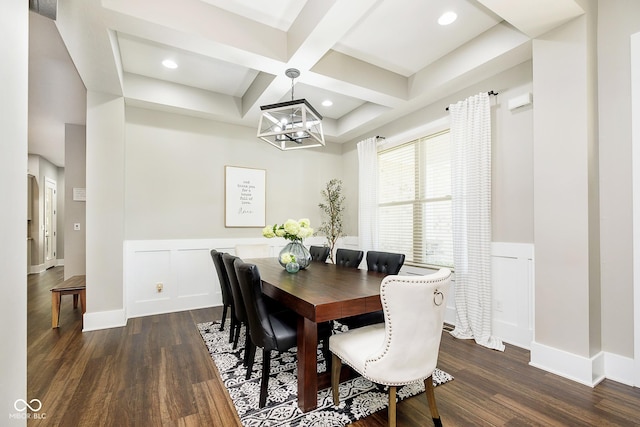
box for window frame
[377,128,453,270]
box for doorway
[44,177,57,269]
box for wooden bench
[51,275,86,328]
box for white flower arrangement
[280,253,296,264]
[262,218,314,242]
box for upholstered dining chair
[210,249,236,342]
[340,250,406,329]
[330,269,451,427]
[334,248,364,268]
[222,253,253,367]
[309,245,331,263]
[234,260,332,408]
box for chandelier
[257,68,325,150]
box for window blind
[378,130,453,267]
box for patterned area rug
[197,321,453,427]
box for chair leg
[331,353,342,405]
[388,386,397,427]
[322,338,331,370]
[259,348,271,408]
[243,328,252,367]
[245,341,256,379]
[232,321,241,349]
[228,307,237,343]
[220,304,228,331]
[424,376,442,427]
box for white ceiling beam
[409,22,530,97]
[477,0,584,38]
[123,73,242,121]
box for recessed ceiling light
[162,59,178,69]
[322,100,333,107]
[438,11,457,26]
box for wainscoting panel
[491,242,534,349]
[124,238,328,319]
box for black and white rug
[197,321,453,427]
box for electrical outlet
[73,223,81,231]
[156,282,163,293]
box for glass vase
[278,241,312,270]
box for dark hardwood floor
[28,267,640,426]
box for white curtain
[358,137,379,256]
[449,92,504,351]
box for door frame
[44,176,57,269]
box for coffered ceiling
[29,0,584,166]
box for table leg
[297,316,318,412]
[51,291,61,328]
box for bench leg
[51,292,61,328]
[79,290,86,327]
[73,294,79,309]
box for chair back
[309,245,330,263]
[210,249,232,306]
[365,269,451,384]
[335,248,363,269]
[366,251,405,275]
[222,253,247,323]
[234,260,278,350]
[235,244,270,259]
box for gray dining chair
[330,269,452,427]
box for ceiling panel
[117,32,258,97]
[332,0,502,76]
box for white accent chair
[330,269,451,427]
[234,244,270,259]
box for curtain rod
[445,90,498,111]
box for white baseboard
[604,352,636,387]
[29,263,46,274]
[530,340,606,387]
[83,309,127,332]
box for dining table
[247,257,387,413]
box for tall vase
[278,241,312,270]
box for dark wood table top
[248,259,386,323]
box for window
[378,130,453,268]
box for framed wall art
[224,166,266,228]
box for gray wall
[124,107,344,240]
[341,61,535,244]
[597,0,640,358]
[64,124,86,279]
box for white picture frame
[224,166,266,228]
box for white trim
[530,340,605,387]
[379,116,450,151]
[631,31,640,388]
[82,308,127,332]
[604,352,636,387]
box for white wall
[1,1,28,423]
